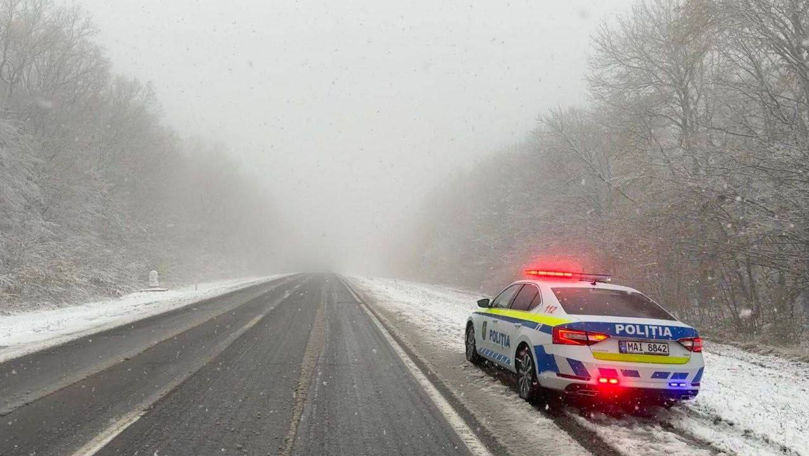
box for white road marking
[342,279,494,456]
[71,282,305,456]
[1,277,295,416]
[279,281,326,456]
[70,409,146,456]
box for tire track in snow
[472,360,624,456]
[569,410,725,456]
[656,406,803,456]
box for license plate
[619,340,669,356]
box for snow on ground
[351,276,808,456]
[350,276,477,352]
[671,343,809,455]
[0,275,288,363]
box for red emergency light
[524,269,612,283]
[524,270,574,278]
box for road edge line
[70,280,307,456]
[0,275,297,365]
[342,280,633,456]
[340,277,497,456]
[0,275,301,416]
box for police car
[465,270,703,405]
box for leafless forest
[0,0,807,344]
[402,0,809,341]
[0,0,279,305]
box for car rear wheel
[465,325,482,365]
[517,346,540,402]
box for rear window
[551,288,675,320]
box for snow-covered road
[350,276,808,456]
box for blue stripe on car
[692,367,704,384]
[483,313,536,328]
[671,372,688,380]
[479,348,511,366]
[481,313,555,334]
[567,358,590,379]
[651,371,670,379]
[534,345,559,373]
[621,369,640,377]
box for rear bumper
[538,344,704,392]
[562,382,699,402]
[538,355,703,404]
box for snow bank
[351,276,808,456]
[0,275,288,363]
[673,343,809,455]
[349,276,479,350]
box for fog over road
[0,275,472,456]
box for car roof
[511,279,639,294]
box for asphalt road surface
[0,274,473,456]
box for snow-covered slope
[0,275,288,362]
[351,276,808,456]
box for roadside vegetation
[403,0,809,344]
[0,0,279,308]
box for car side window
[491,284,522,309]
[529,288,542,310]
[510,284,539,311]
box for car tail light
[553,327,610,346]
[678,337,703,352]
[598,377,619,385]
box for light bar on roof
[524,270,574,278]
[524,269,612,282]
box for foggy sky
[77,0,632,273]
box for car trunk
[573,315,694,364]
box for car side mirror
[477,298,490,308]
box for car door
[497,283,541,362]
[482,284,523,366]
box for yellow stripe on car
[591,352,690,364]
[476,308,571,327]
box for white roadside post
[144,270,167,292]
[148,270,159,288]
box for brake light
[678,337,703,352]
[553,327,610,346]
[598,377,619,385]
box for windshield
[552,288,676,320]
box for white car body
[466,277,704,402]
